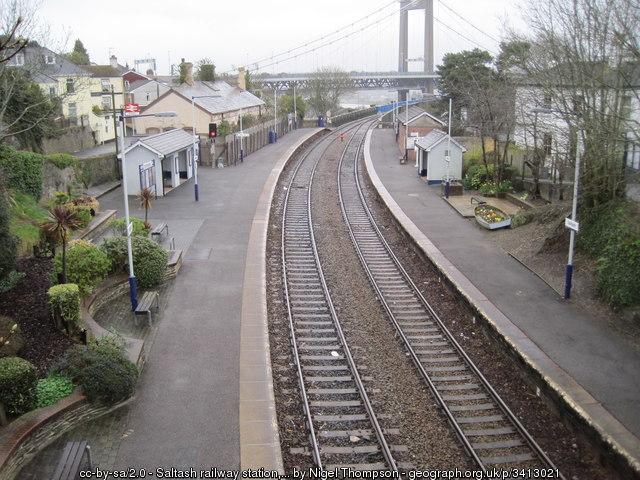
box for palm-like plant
[41,205,82,283]
[138,187,153,229]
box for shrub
[0,145,44,199]
[70,195,99,213]
[0,315,23,357]
[0,189,17,280]
[55,240,111,296]
[51,191,71,206]
[0,356,37,415]
[36,374,75,408]
[463,163,516,190]
[52,336,138,405]
[68,205,92,229]
[46,153,78,170]
[579,201,640,309]
[102,236,167,288]
[0,270,25,293]
[110,217,149,237]
[48,283,82,335]
[596,239,640,309]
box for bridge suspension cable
[221,0,399,74]
[241,0,423,73]
[438,0,501,44]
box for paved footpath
[369,128,640,439]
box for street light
[444,97,452,199]
[118,110,177,310]
[531,107,582,299]
[191,93,221,201]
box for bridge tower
[398,0,434,100]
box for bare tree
[306,66,352,117]
[513,0,639,207]
[0,0,60,149]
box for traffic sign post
[564,218,579,233]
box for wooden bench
[51,441,92,479]
[470,196,486,205]
[134,290,159,327]
[150,222,169,242]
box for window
[101,79,111,93]
[101,95,112,110]
[146,92,150,101]
[44,54,55,65]
[105,123,109,133]
[621,95,632,119]
[66,78,74,93]
[68,102,77,119]
[12,52,25,66]
[543,133,552,156]
[124,80,130,89]
[49,86,56,96]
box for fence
[199,117,292,167]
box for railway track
[281,121,407,470]
[336,122,564,477]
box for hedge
[102,236,167,288]
[46,153,78,170]
[0,145,44,199]
[0,356,37,415]
[0,188,17,280]
[48,283,82,335]
[55,240,111,297]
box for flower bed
[474,204,511,230]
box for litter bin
[317,115,325,127]
[268,130,276,144]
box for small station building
[414,129,465,184]
[394,106,446,163]
[121,128,195,197]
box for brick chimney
[238,67,246,90]
[110,55,118,69]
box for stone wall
[42,126,96,155]
[78,155,119,187]
[41,163,76,198]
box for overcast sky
[39,0,528,75]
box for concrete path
[369,128,640,438]
[94,129,315,469]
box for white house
[414,129,465,184]
[121,129,195,197]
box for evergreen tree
[68,39,89,65]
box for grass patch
[8,191,49,256]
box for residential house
[127,79,171,106]
[391,105,446,162]
[9,44,92,127]
[7,44,125,145]
[414,129,465,183]
[133,76,264,137]
[121,128,195,197]
[83,65,125,144]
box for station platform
[366,127,640,472]
[19,128,321,477]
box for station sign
[124,103,141,116]
[565,217,580,232]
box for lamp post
[191,93,220,201]
[444,97,452,199]
[273,87,278,142]
[531,107,582,299]
[118,110,176,310]
[293,84,297,130]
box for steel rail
[280,118,397,471]
[337,122,564,478]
